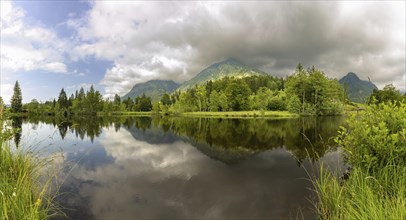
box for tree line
[157,64,345,115]
[4,82,154,116]
[2,64,404,116]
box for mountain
[178,58,268,90]
[122,80,180,101]
[339,72,378,103]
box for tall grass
[0,117,60,219]
[180,110,298,118]
[315,164,405,219]
[313,102,406,219]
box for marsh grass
[180,110,298,118]
[313,102,406,220]
[1,118,61,220]
[314,164,405,220]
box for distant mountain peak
[123,80,180,101]
[210,57,243,69]
[346,72,359,79]
[339,72,378,103]
[223,57,242,64]
[178,58,268,90]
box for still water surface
[14,116,345,219]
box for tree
[139,93,152,111]
[225,81,252,111]
[209,90,220,111]
[0,96,4,115]
[218,91,229,111]
[196,86,207,111]
[58,88,69,109]
[114,94,121,106]
[250,87,272,110]
[161,93,172,106]
[11,81,22,113]
[285,65,343,115]
[368,84,403,104]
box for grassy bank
[177,110,298,119]
[315,165,405,219]
[98,110,299,119]
[313,102,406,219]
[0,118,58,219]
[98,111,152,116]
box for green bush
[314,102,406,219]
[335,102,405,172]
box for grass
[314,164,405,220]
[98,110,299,119]
[98,111,152,116]
[179,110,298,119]
[0,118,60,219]
[343,102,367,113]
[313,102,406,219]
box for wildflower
[12,192,16,197]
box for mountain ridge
[122,80,179,101]
[177,57,269,90]
[339,72,378,103]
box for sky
[1,0,405,103]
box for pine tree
[58,88,69,109]
[11,81,23,113]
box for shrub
[335,102,405,172]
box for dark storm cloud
[71,1,405,97]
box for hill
[122,80,180,101]
[339,72,378,103]
[178,58,269,90]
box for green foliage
[114,94,121,107]
[0,96,4,114]
[209,90,220,111]
[122,97,134,111]
[336,102,406,172]
[160,93,172,106]
[368,84,404,105]
[57,88,69,109]
[11,81,23,113]
[287,95,301,114]
[135,94,152,112]
[225,81,252,111]
[0,115,59,219]
[315,165,405,220]
[285,66,344,115]
[315,102,406,219]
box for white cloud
[0,83,14,104]
[0,1,69,75]
[69,1,405,97]
[43,62,67,73]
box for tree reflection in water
[22,115,345,165]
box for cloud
[59,127,317,219]
[0,83,14,104]
[0,1,69,75]
[68,1,405,97]
[43,62,67,73]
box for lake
[12,116,346,219]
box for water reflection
[18,116,345,219]
[25,116,343,165]
[11,116,23,147]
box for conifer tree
[11,81,22,113]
